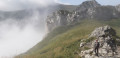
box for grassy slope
[16,19,120,58]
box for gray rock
[87,6,120,20]
[116,4,120,12]
[46,10,69,31]
[99,48,108,56]
[84,54,91,58]
[76,0,101,12]
[80,42,86,47]
[81,49,93,57]
[90,25,116,37]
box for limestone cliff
[46,0,120,32]
[116,4,120,12]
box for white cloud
[0,0,70,57]
[55,0,71,5]
[0,22,44,57]
[0,10,46,57]
[0,0,72,11]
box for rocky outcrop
[116,4,120,12]
[80,26,120,58]
[69,6,120,21]
[46,10,69,31]
[46,0,120,32]
[90,25,116,37]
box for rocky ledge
[79,26,120,58]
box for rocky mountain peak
[76,0,101,12]
[46,0,120,32]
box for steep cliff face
[116,4,120,12]
[46,0,120,32]
[46,10,69,31]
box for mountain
[46,0,120,32]
[76,0,101,12]
[15,0,120,58]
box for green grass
[15,19,120,58]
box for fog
[0,11,46,57]
[0,0,57,11]
[0,0,59,57]
[0,20,44,57]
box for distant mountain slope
[46,0,120,32]
[15,19,120,58]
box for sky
[0,0,120,11]
[58,0,120,5]
[0,0,56,11]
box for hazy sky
[0,0,119,11]
[58,0,120,5]
[0,0,56,11]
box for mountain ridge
[46,0,120,32]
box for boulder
[80,42,86,47]
[81,49,93,56]
[90,25,116,37]
[90,26,117,56]
[84,54,91,58]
